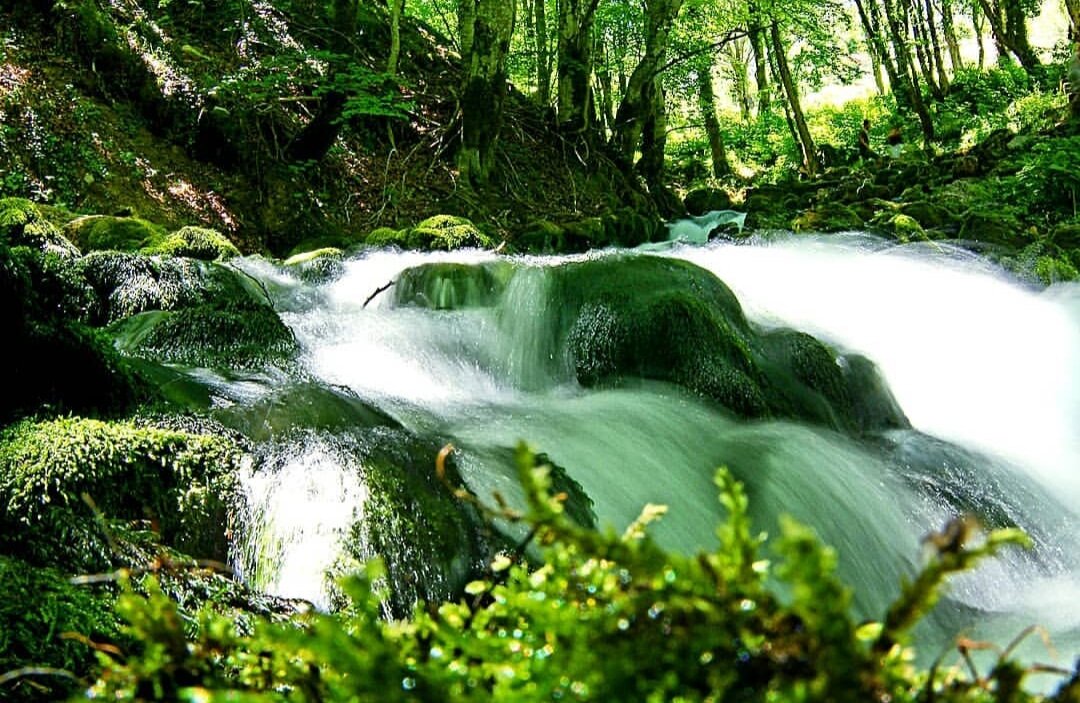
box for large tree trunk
[556,0,600,133]
[975,0,1042,76]
[610,0,685,167]
[727,41,754,122]
[457,0,516,188]
[595,36,615,134]
[698,61,732,178]
[770,22,816,177]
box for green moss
[282,246,345,283]
[112,298,297,370]
[143,225,240,261]
[82,251,205,322]
[0,416,242,571]
[0,554,121,702]
[364,226,409,247]
[406,214,495,250]
[887,213,927,242]
[791,203,864,232]
[0,197,80,256]
[64,215,165,253]
[394,261,511,309]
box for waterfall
[223,233,1079,673]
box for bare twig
[363,280,395,308]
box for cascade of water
[224,234,1079,668]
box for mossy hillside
[0,554,121,702]
[393,260,514,309]
[143,225,241,261]
[0,416,242,571]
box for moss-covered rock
[144,225,240,260]
[394,261,512,310]
[1,242,142,421]
[886,213,928,242]
[517,219,568,253]
[214,382,400,442]
[684,188,733,216]
[282,246,345,283]
[0,416,243,571]
[791,202,864,232]
[406,214,495,250]
[957,208,1023,246]
[365,226,409,248]
[0,555,121,702]
[111,297,297,370]
[82,251,206,322]
[64,215,165,252]
[0,196,80,257]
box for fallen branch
[363,280,395,308]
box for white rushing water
[229,232,1079,675]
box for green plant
[74,445,1068,702]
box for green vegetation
[144,226,241,261]
[69,450,1076,702]
[0,416,241,571]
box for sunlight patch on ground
[167,179,238,231]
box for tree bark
[387,0,405,77]
[855,0,902,100]
[747,1,771,115]
[975,0,1042,76]
[457,0,516,187]
[556,0,601,133]
[770,22,816,177]
[882,0,936,141]
[698,61,732,178]
[1067,0,1080,117]
[610,0,685,167]
[920,0,950,93]
[940,0,963,72]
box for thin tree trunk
[921,0,950,92]
[747,1,771,115]
[387,0,405,77]
[906,0,943,99]
[973,2,987,68]
[770,22,816,177]
[698,61,731,178]
[728,41,754,122]
[595,35,615,134]
[536,0,552,105]
[855,0,903,102]
[1067,0,1080,117]
[883,0,935,141]
[941,0,963,72]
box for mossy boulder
[64,215,165,252]
[684,188,733,216]
[0,196,80,257]
[282,247,345,284]
[365,226,409,248]
[517,219,568,253]
[214,382,399,442]
[957,209,1023,246]
[82,251,206,322]
[0,555,121,702]
[144,225,240,261]
[1,242,141,421]
[897,200,957,231]
[791,203,864,232]
[394,261,512,310]
[406,215,495,250]
[247,428,493,617]
[0,417,243,571]
[885,213,928,242]
[111,297,297,370]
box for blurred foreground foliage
[6,446,1078,702]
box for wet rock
[684,187,733,216]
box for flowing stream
[227,229,1079,676]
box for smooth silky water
[227,231,1079,681]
